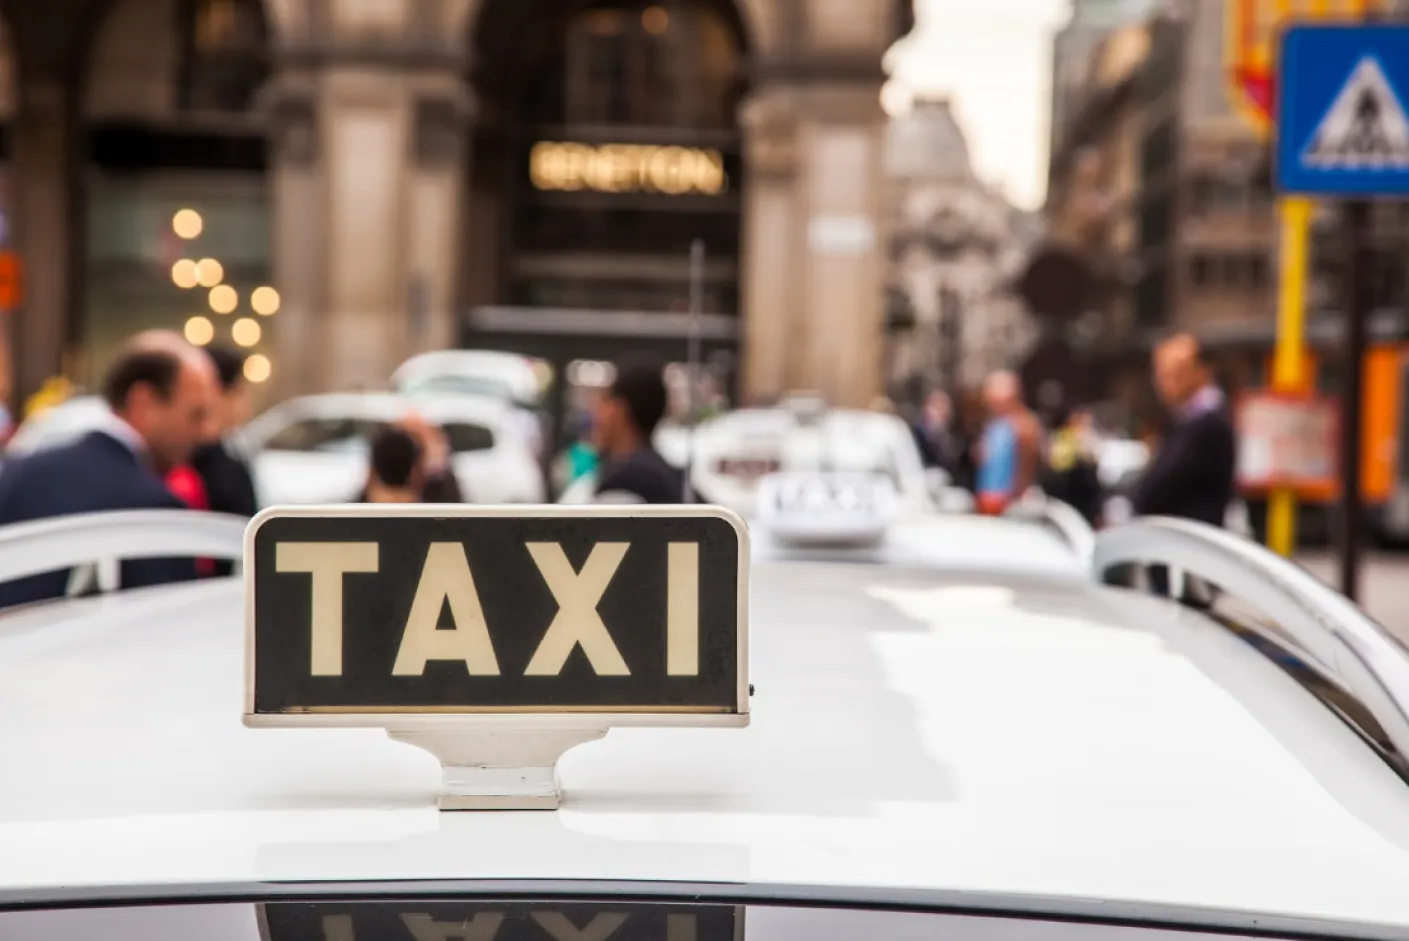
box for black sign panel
[261,902,742,941]
[247,508,746,716]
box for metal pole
[683,239,705,502]
[1266,196,1313,557]
[1340,199,1370,602]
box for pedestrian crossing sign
[1277,24,1409,195]
[1301,57,1409,170]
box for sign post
[1275,23,1409,602]
[1225,0,1380,557]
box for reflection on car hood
[3,558,1409,927]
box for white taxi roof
[2,514,1409,930]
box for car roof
[4,526,1409,928]
[246,392,514,441]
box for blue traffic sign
[1277,24,1409,196]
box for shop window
[1248,253,1269,289]
[556,1,740,129]
[178,0,269,113]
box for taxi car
[1,489,1409,941]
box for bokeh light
[251,286,281,316]
[184,315,214,345]
[209,285,238,314]
[172,209,203,239]
[244,354,271,384]
[232,317,262,348]
[195,258,224,288]
[171,259,199,289]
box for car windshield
[262,417,496,454]
[0,895,1362,941]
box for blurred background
[0,0,1406,617]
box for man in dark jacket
[0,333,216,608]
[593,357,688,504]
[1133,333,1237,599]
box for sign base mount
[388,726,609,811]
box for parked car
[238,392,545,504]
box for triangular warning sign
[1302,56,1409,170]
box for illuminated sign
[530,141,728,195]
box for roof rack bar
[1093,516,1409,763]
[1003,493,1095,566]
[0,510,247,592]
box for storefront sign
[1235,390,1340,493]
[530,141,728,196]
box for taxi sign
[261,901,743,941]
[757,471,898,546]
[244,505,749,810]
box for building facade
[0,0,911,419]
[1043,0,1409,421]
[884,96,1037,398]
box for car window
[263,418,385,453]
[443,421,496,453]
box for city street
[1295,550,1409,642]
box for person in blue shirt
[974,370,1042,515]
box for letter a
[393,543,500,676]
[524,542,630,675]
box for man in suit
[0,332,217,608]
[1132,333,1237,599]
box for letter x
[524,542,630,675]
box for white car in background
[238,392,545,505]
[393,350,547,457]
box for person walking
[1132,333,1237,600]
[188,346,259,526]
[0,331,216,607]
[974,370,1043,515]
[592,357,687,503]
[360,426,425,504]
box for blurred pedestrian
[974,370,1043,515]
[189,345,259,523]
[593,356,688,503]
[567,413,598,483]
[1043,407,1102,525]
[912,389,958,477]
[361,426,423,504]
[1132,333,1237,600]
[396,411,463,502]
[0,331,216,607]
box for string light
[232,317,261,347]
[209,285,238,314]
[184,315,214,345]
[171,259,199,289]
[251,286,281,316]
[172,209,203,239]
[195,258,224,288]
[244,354,271,383]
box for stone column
[10,77,79,405]
[263,0,470,398]
[736,0,892,409]
[738,90,800,405]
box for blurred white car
[238,392,545,505]
[392,350,546,457]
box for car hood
[2,562,1409,928]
